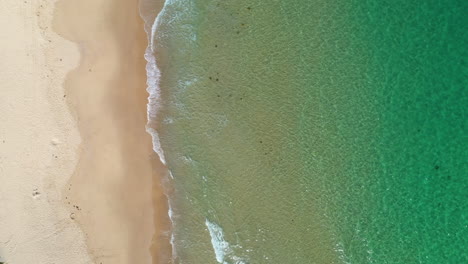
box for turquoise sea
[144,0,467,263]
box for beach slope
[0,0,168,263]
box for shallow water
[144,0,467,263]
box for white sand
[0,0,91,263]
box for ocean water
[144,0,467,263]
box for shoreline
[139,0,173,262]
[53,0,170,263]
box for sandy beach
[0,0,169,263]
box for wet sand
[53,0,170,263]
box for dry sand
[0,0,170,263]
[0,0,90,263]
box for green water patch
[341,1,468,262]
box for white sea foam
[140,0,176,261]
[142,0,176,166]
[205,219,248,264]
[144,44,166,165]
[166,198,177,262]
[335,242,352,264]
